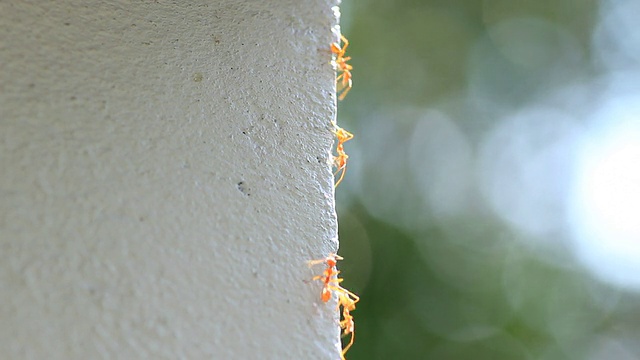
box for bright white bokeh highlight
[569,97,640,289]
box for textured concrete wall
[0,1,340,358]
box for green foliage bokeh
[335,1,640,359]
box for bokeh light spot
[409,110,473,219]
[569,106,640,289]
[478,106,580,241]
[593,0,640,70]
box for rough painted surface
[0,1,341,358]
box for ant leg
[307,259,327,267]
[341,331,354,356]
[331,42,341,55]
[338,86,351,101]
[340,35,349,52]
[334,167,347,188]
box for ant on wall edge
[308,253,359,360]
[331,34,353,101]
[307,32,358,359]
[332,124,353,188]
[330,33,354,189]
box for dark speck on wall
[237,181,250,196]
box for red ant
[308,253,344,302]
[337,291,358,359]
[309,253,359,359]
[331,35,353,101]
[332,125,353,188]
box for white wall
[0,1,341,358]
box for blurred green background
[335,1,640,359]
